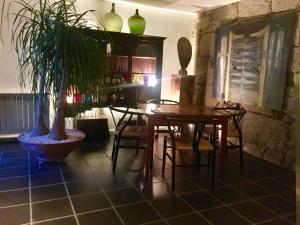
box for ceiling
[106,0,241,14]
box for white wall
[0,0,196,98]
[0,12,23,93]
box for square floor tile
[31,173,62,187]
[257,178,291,193]
[62,169,94,182]
[85,157,112,167]
[259,219,293,225]
[0,166,28,178]
[279,190,296,204]
[257,195,295,215]
[276,174,295,187]
[0,188,29,207]
[0,176,28,191]
[106,187,144,206]
[117,201,161,225]
[78,208,122,225]
[33,216,77,225]
[66,180,102,196]
[138,181,174,200]
[0,158,28,168]
[71,192,111,213]
[201,206,251,225]
[189,175,225,189]
[32,198,73,222]
[144,221,167,225]
[233,181,272,198]
[2,150,28,159]
[258,165,290,177]
[30,164,60,175]
[31,184,67,202]
[230,200,277,223]
[209,186,249,204]
[60,160,90,171]
[285,213,296,224]
[169,179,200,194]
[150,196,193,218]
[90,165,116,178]
[99,176,131,190]
[0,204,30,225]
[181,190,223,210]
[167,213,210,225]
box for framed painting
[213,13,294,110]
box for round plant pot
[18,129,85,162]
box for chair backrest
[109,105,145,132]
[211,101,246,130]
[212,101,241,110]
[147,99,179,104]
[165,116,218,151]
[229,107,247,135]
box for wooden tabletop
[138,103,231,118]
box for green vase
[104,3,123,32]
[128,9,146,35]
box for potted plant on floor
[0,0,108,161]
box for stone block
[199,33,211,57]
[284,149,295,169]
[211,3,238,24]
[242,111,293,167]
[290,47,300,73]
[195,58,209,74]
[294,13,300,46]
[238,0,271,18]
[271,0,298,12]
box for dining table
[138,103,232,178]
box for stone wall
[192,0,300,169]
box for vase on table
[104,3,123,32]
[128,9,146,35]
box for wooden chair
[147,99,179,138]
[109,106,147,172]
[206,101,247,168]
[225,107,247,168]
[162,116,218,191]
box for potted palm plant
[1,0,108,161]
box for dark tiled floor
[0,137,296,225]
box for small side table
[75,116,109,142]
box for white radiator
[0,94,48,134]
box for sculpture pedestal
[170,74,195,105]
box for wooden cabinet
[103,31,166,107]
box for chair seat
[117,125,146,138]
[227,128,239,137]
[165,137,214,151]
[204,126,239,138]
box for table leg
[145,118,155,176]
[218,119,228,178]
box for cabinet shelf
[90,31,166,106]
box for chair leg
[207,152,212,168]
[113,138,120,172]
[162,138,167,176]
[155,126,159,139]
[196,152,201,172]
[171,148,176,191]
[136,139,140,155]
[239,136,244,169]
[211,150,216,189]
[111,135,117,160]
